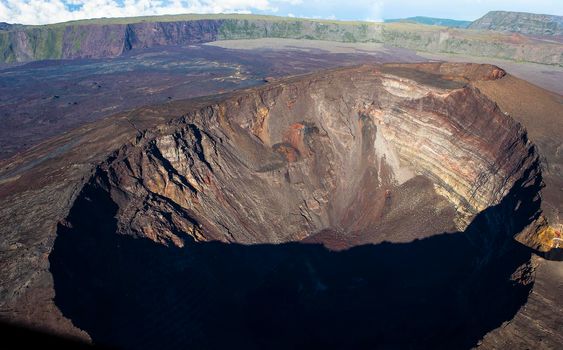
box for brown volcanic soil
[474,75,563,227]
[0,63,558,349]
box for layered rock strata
[0,63,550,348]
[79,64,539,246]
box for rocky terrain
[1,14,561,65]
[0,42,425,160]
[2,36,561,164]
[470,11,563,37]
[0,62,561,348]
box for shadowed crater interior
[49,64,544,349]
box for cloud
[0,0,298,24]
[365,1,384,22]
[1,0,561,25]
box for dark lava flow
[0,44,420,159]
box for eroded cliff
[1,14,561,65]
[0,63,552,348]
[75,64,538,249]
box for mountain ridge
[0,13,561,66]
[469,10,563,36]
[384,16,471,28]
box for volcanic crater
[34,63,544,348]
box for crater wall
[79,64,539,247]
[49,64,546,349]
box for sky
[0,0,562,25]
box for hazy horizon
[1,0,562,25]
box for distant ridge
[469,11,563,36]
[0,13,561,66]
[0,22,14,31]
[385,16,471,28]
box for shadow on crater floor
[0,321,101,349]
[49,167,542,349]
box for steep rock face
[126,20,223,49]
[469,11,563,36]
[470,72,563,253]
[60,20,225,59]
[1,15,561,65]
[0,18,378,63]
[78,64,539,247]
[43,63,546,348]
[61,24,127,59]
[0,63,549,348]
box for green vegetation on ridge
[21,13,371,28]
[0,13,560,66]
